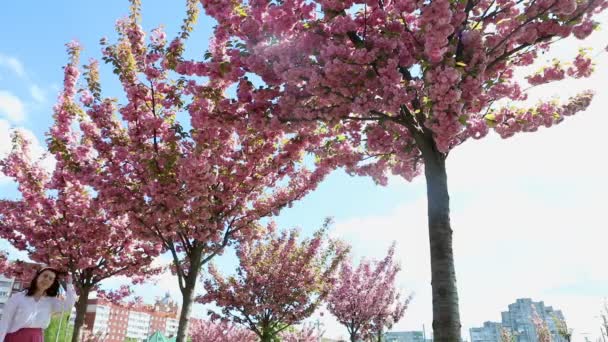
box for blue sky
[1,2,607,341]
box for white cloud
[0,91,26,123]
[0,54,25,78]
[327,175,607,340]
[29,84,46,104]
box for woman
[0,267,76,342]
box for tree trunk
[175,246,204,342]
[176,285,195,342]
[421,144,462,342]
[71,285,92,342]
[260,331,273,342]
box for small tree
[327,243,409,342]
[280,323,322,342]
[532,306,553,342]
[500,328,515,342]
[200,222,348,342]
[188,319,256,342]
[553,314,572,342]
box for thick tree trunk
[175,246,203,342]
[421,144,462,342]
[260,331,274,342]
[71,285,91,342]
[176,285,195,342]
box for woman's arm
[0,292,20,342]
[51,275,77,314]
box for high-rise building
[469,298,568,342]
[501,298,566,342]
[469,321,502,342]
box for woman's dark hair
[25,267,66,297]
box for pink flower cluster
[420,0,455,63]
[493,91,593,138]
[200,225,347,340]
[526,63,566,85]
[327,243,410,341]
[279,324,321,342]
[188,319,256,342]
[567,51,594,78]
[200,0,605,183]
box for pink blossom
[199,224,348,341]
[327,243,410,341]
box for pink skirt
[4,328,44,342]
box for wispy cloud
[29,84,46,104]
[0,90,26,123]
[0,53,50,106]
[0,53,25,78]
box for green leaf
[219,61,231,76]
[234,4,247,17]
[458,115,468,125]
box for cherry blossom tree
[327,243,409,342]
[279,323,322,342]
[532,307,553,342]
[47,2,334,341]
[0,47,160,341]
[188,319,257,342]
[198,0,607,339]
[200,222,348,342]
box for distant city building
[501,298,566,342]
[84,292,180,342]
[0,274,18,319]
[385,330,432,342]
[470,321,502,342]
[469,298,568,342]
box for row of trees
[36,224,407,342]
[198,225,409,342]
[1,0,605,340]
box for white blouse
[0,284,77,341]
